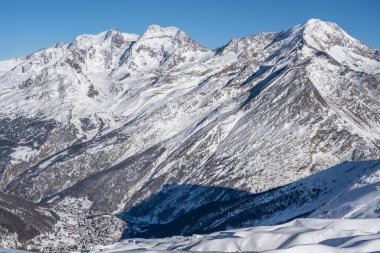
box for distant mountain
[0,19,379,251]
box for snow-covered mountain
[0,19,380,251]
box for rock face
[0,192,57,249]
[0,19,380,250]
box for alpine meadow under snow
[0,18,379,252]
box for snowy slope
[0,19,380,251]
[0,58,24,76]
[311,163,380,219]
[84,218,380,253]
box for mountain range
[0,19,379,252]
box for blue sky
[1,0,379,60]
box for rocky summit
[0,19,379,251]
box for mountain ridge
[0,19,379,251]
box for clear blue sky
[1,0,379,60]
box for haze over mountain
[0,19,379,252]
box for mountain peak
[271,18,360,54]
[104,27,120,39]
[304,18,326,26]
[142,24,184,39]
[300,19,362,51]
[301,18,341,34]
[216,32,277,55]
[71,29,138,50]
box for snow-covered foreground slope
[85,219,380,253]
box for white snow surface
[78,218,380,253]
[0,58,24,76]
[311,164,380,219]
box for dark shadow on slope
[240,65,272,86]
[120,160,380,239]
[240,66,287,108]
[119,183,251,226]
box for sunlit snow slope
[87,218,380,253]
